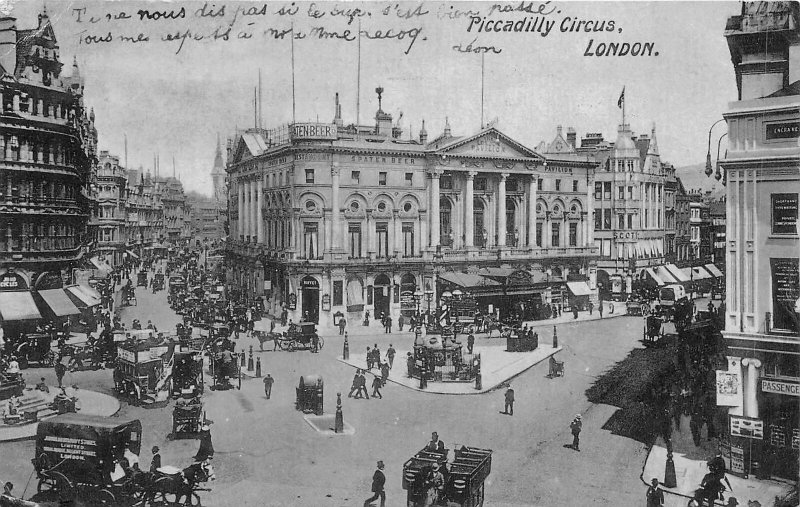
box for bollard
[419,366,427,389]
[334,392,344,433]
[343,334,350,360]
[255,357,262,377]
[664,439,677,488]
[475,373,482,390]
[552,325,558,348]
[240,352,246,367]
[248,354,254,372]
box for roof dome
[613,124,639,158]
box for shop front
[759,376,800,480]
[300,275,320,323]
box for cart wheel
[94,488,116,506]
[317,336,324,350]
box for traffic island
[302,414,355,436]
[337,343,562,395]
[0,386,120,442]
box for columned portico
[527,176,537,247]
[331,163,341,250]
[497,173,508,247]
[429,170,441,248]
[238,184,244,240]
[464,171,475,248]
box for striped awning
[704,264,724,278]
[0,291,42,321]
[65,285,102,307]
[664,264,690,283]
[653,266,679,284]
[644,268,665,286]
[38,289,81,317]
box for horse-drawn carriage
[626,298,651,316]
[11,333,56,369]
[121,285,137,307]
[136,271,148,288]
[403,445,492,507]
[643,314,665,346]
[62,341,106,371]
[113,337,171,406]
[274,322,323,352]
[152,273,165,292]
[32,414,214,506]
[171,350,204,398]
[169,396,204,440]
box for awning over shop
[89,256,113,274]
[125,250,140,260]
[476,267,517,279]
[644,268,665,286]
[0,291,43,321]
[65,285,102,307]
[38,289,81,317]
[683,266,712,280]
[704,264,724,278]
[566,281,593,297]
[652,266,679,284]
[664,264,690,283]
[438,272,500,288]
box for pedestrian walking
[270,320,276,333]
[194,425,214,461]
[502,385,515,415]
[573,306,579,319]
[386,344,396,369]
[570,414,582,451]
[263,374,274,399]
[357,371,370,399]
[406,352,414,378]
[588,301,594,315]
[366,347,373,370]
[54,360,66,388]
[467,333,475,355]
[646,478,664,507]
[348,370,362,398]
[384,316,392,334]
[338,317,347,335]
[149,446,162,473]
[363,460,386,507]
[371,374,383,399]
[372,344,381,368]
[598,300,604,319]
[380,361,390,386]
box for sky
[6,0,740,195]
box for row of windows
[2,88,71,119]
[0,172,77,201]
[0,222,80,252]
[0,135,74,166]
[593,209,663,230]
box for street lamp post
[705,119,726,177]
[424,288,433,314]
[413,289,423,316]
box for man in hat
[646,477,664,506]
[570,414,583,451]
[263,374,274,399]
[363,460,386,507]
[431,462,445,503]
[149,446,162,473]
[35,377,49,393]
[426,432,445,454]
[503,385,515,416]
[195,424,214,461]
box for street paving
[0,279,658,506]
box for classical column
[257,179,264,244]
[251,181,258,241]
[497,173,508,246]
[331,164,341,250]
[741,358,762,418]
[367,211,377,257]
[545,212,552,248]
[238,182,244,240]
[586,176,594,245]
[527,176,537,247]
[324,211,332,251]
[464,171,475,248]
[429,171,441,247]
[393,210,402,255]
[419,212,427,256]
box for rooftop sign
[291,123,337,141]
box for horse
[146,460,215,506]
[254,331,282,351]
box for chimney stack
[419,120,428,144]
[566,128,576,148]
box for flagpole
[291,22,296,124]
[356,17,362,127]
[481,52,485,129]
[622,86,626,126]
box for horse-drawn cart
[626,299,651,316]
[275,322,323,352]
[12,333,56,369]
[403,445,493,507]
[169,397,204,440]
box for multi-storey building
[708,198,726,268]
[689,200,711,263]
[575,124,671,299]
[717,1,799,480]
[226,92,598,324]
[94,151,126,267]
[0,9,98,332]
[663,163,677,264]
[674,178,693,264]
[123,169,164,258]
[188,195,225,244]
[154,176,190,246]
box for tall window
[618,186,624,200]
[645,209,649,228]
[379,172,387,186]
[537,179,543,191]
[603,182,611,200]
[551,222,560,247]
[351,171,360,184]
[440,175,453,189]
[303,223,318,259]
[569,222,578,246]
[618,214,625,229]
[376,223,389,258]
[348,223,362,258]
[475,178,487,191]
[628,186,633,199]
[440,198,452,246]
[627,214,633,229]
[305,169,315,184]
[405,173,413,186]
[603,209,612,230]
[572,180,578,192]
[402,223,414,256]
[536,222,542,247]
[595,183,602,200]
[594,210,601,230]
[555,179,561,192]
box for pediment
[435,128,543,161]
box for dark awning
[0,291,42,321]
[39,289,81,317]
[438,272,500,288]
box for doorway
[373,274,391,319]
[301,275,319,323]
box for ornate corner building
[718,1,799,480]
[225,91,599,325]
[0,9,97,289]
